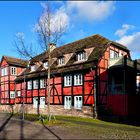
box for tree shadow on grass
[40,119,61,140]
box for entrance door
[74,96,82,109]
[33,97,38,108]
[64,96,71,109]
[40,97,45,108]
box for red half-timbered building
[0,34,140,117]
[0,56,27,105]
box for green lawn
[13,113,140,139]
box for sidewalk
[0,113,59,139]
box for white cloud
[34,6,69,35]
[51,7,69,32]
[116,32,140,54]
[115,24,135,37]
[16,32,24,39]
[66,1,115,22]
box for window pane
[64,96,71,109]
[74,74,82,85]
[64,75,72,86]
[74,96,82,109]
[77,52,86,61]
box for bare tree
[14,2,68,121]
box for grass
[13,113,71,126]
[13,113,140,139]
[13,113,140,129]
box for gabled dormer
[76,50,87,62]
[58,56,65,66]
[43,61,48,69]
[31,65,37,72]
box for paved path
[0,113,59,139]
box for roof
[30,34,109,63]
[2,55,28,67]
[15,34,130,82]
[137,59,140,63]
[111,41,129,52]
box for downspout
[123,55,127,117]
[23,72,26,120]
[14,81,17,114]
[94,65,98,119]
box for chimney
[49,43,56,52]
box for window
[40,97,45,108]
[136,78,140,94]
[1,67,8,76]
[64,96,72,109]
[33,80,38,89]
[43,62,48,69]
[5,67,8,75]
[58,57,65,65]
[40,79,46,88]
[11,67,17,75]
[1,68,4,76]
[17,91,21,97]
[27,81,32,90]
[74,74,83,85]
[110,50,119,59]
[64,75,72,86]
[74,96,82,109]
[33,97,38,108]
[77,51,86,61]
[10,91,15,99]
[31,65,36,72]
[136,79,139,87]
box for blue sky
[0,1,140,60]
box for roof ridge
[3,55,28,62]
[30,34,105,61]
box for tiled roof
[15,34,130,82]
[2,55,28,67]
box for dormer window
[31,65,36,72]
[77,51,86,61]
[58,57,65,65]
[110,50,119,59]
[43,61,48,69]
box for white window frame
[64,96,72,109]
[74,73,83,85]
[31,65,36,72]
[17,91,21,97]
[110,50,119,59]
[43,62,48,69]
[5,67,8,75]
[40,97,45,108]
[1,67,8,76]
[40,79,46,88]
[1,68,4,76]
[11,67,17,75]
[33,80,38,89]
[64,75,72,87]
[136,79,140,87]
[77,51,86,61]
[27,80,32,90]
[33,97,38,108]
[58,57,65,65]
[74,96,82,110]
[10,91,15,99]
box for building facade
[0,34,140,117]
